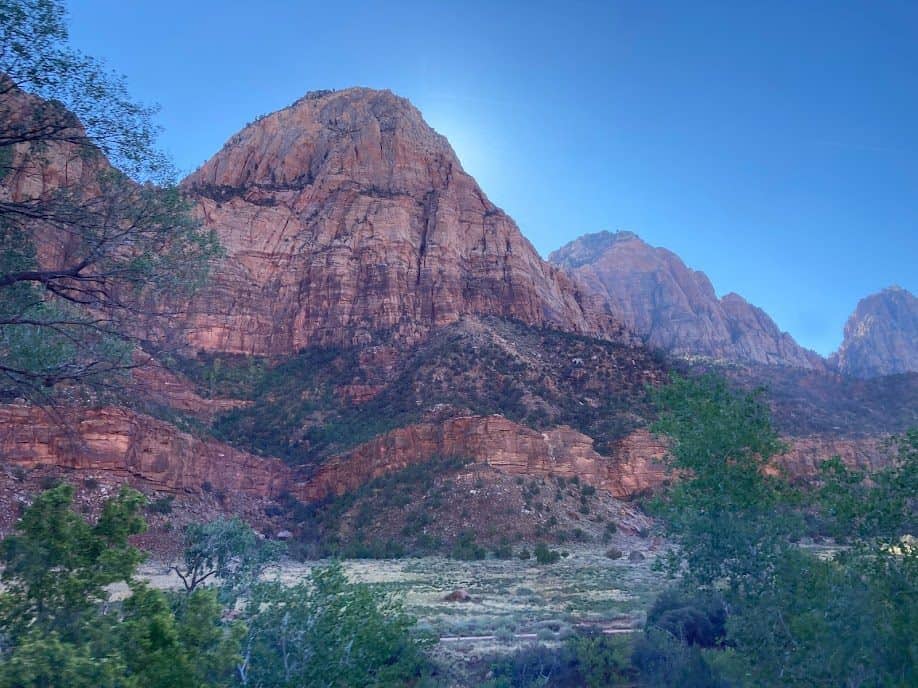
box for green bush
[484,642,581,688]
[631,629,728,688]
[147,495,174,514]
[534,542,561,565]
[450,531,486,560]
[569,633,633,687]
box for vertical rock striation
[178,88,621,354]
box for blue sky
[66,1,916,356]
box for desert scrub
[534,542,561,565]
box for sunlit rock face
[550,231,825,370]
[830,287,918,378]
[177,88,623,355]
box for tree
[649,374,918,687]
[0,0,219,403]
[0,484,240,688]
[0,482,146,641]
[173,517,284,600]
[238,563,431,687]
[650,373,795,592]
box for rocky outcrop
[0,405,291,497]
[0,402,891,508]
[293,415,642,501]
[177,88,620,354]
[293,416,891,503]
[294,415,672,502]
[549,231,824,369]
[830,287,918,378]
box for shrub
[534,542,561,565]
[492,538,514,559]
[451,531,486,560]
[485,643,581,688]
[39,475,60,490]
[631,629,728,688]
[606,547,623,559]
[147,495,174,514]
[646,589,726,648]
[569,633,632,687]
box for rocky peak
[186,88,455,196]
[830,286,918,378]
[549,231,824,369]
[177,88,620,354]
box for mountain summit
[549,231,824,369]
[179,88,620,354]
[831,286,918,378]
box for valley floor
[132,536,668,686]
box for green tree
[651,373,795,592]
[239,563,431,687]
[0,484,240,688]
[0,482,146,641]
[649,374,917,687]
[0,0,219,403]
[173,517,284,601]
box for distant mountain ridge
[549,231,825,370]
[831,286,918,378]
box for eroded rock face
[830,287,918,378]
[293,415,667,502]
[0,403,891,508]
[177,88,620,354]
[292,417,890,503]
[0,405,291,497]
[549,231,824,369]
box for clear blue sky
[66,0,916,356]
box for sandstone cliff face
[293,417,888,503]
[0,401,891,510]
[293,415,664,502]
[549,231,824,369]
[178,89,618,354]
[830,287,918,378]
[0,405,291,497]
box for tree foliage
[173,517,284,600]
[649,373,917,687]
[0,483,241,688]
[238,563,432,687]
[0,0,220,403]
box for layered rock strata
[178,89,620,354]
[0,405,291,497]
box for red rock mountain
[2,85,912,547]
[830,287,918,378]
[177,88,618,355]
[549,231,824,369]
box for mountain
[2,85,912,556]
[830,287,918,378]
[177,88,620,355]
[549,231,825,369]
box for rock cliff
[178,89,619,354]
[0,405,291,497]
[830,287,918,378]
[549,231,824,369]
